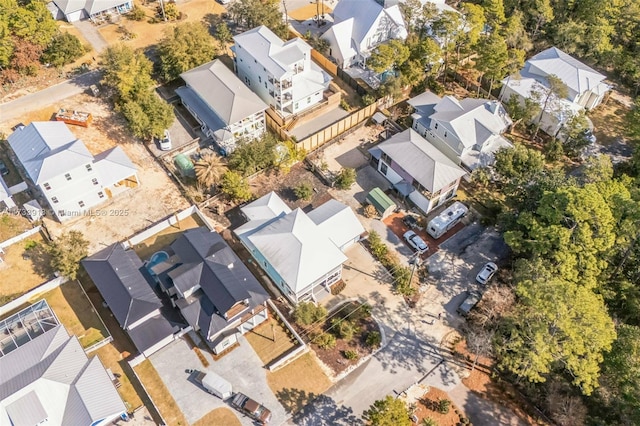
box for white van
[427,201,468,239]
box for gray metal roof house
[0,323,126,426]
[150,227,270,354]
[82,244,182,357]
[176,59,268,155]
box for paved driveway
[150,336,287,425]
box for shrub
[24,240,38,251]
[368,230,388,259]
[366,331,382,348]
[438,399,451,414]
[422,418,437,426]
[352,303,372,321]
[343,350,359,360]
[363,204,378,218]
[331,281,346,295]
[314,332,336,349]
[334,167,356,190]
[362,94,377,106]
[220,171,252,202]
[293,182,313,200]
[294,302,327,326]
[42,33,86,67]
[340,99,352,111]
[331,318,358,340]
[127,5,146,20]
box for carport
[366,187,396,218]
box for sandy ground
[6,94,190,254]
[98,0,226,51]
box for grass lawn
[267,352,331,413]
[588,97,630,146]
[135,360,189,426]
[35,281,109,348]
[0,214,32,241]
[132,214,206,260]
[0,233,54,303]
[245,315,298,366]
[193,407,241,426]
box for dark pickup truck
[231,392,272,424]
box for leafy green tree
[294,302,327,326]
[100,44,154,101]
[483,0,506,28]
[0,19,14,68]
[215,22,233,51]
[159,2,180,21]
[543,138,563,161]
[474,32,509,94]
[458,3,486,64]
[504,94,540,132]
[228,133,279,176]
[123,91,174,139]
[501,11,532,51]
[220,170,252,202]
[362,396,411,426]
[406,34,441,75]
[595,324,640,425]
[158,22,217,81]
[496,277,616,395]
[560,112,590,156]
[334,168,356,190]
[494,143,545,195]
[377,75,404,101]
[8,0,57,47]
[431,10,463,83]
[228,0,287,39]
[293,182,313,200]
[127,5,147,21]
[42,32,85,67]
[49,231,89,280]
[368,40,410,74]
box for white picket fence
[0,275,67,317]
[0,226,41,249]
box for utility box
[194,370,232,400]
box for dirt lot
[132,214,206,260]
[0,232,54,302]
[193,407,241,426]
[2,93,191,254]
[588,96,630,146]
[414,387,465,425]
[98,0,226,51]
[245,314,298,366]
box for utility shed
[366,187,396,218]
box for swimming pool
[147,251,169,276]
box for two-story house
[235,192,365,304]
[408,91,513,170]
[8,122,138,221]
[148,227,271,354]
[321,0,407,69]
[232,26,332,117]
[500,47,609,136]
[370,129,467,214]
[177,59,268,155]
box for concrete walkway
[73,20,108,53]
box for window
[307,97,311,104]
[51,197,59,204]
[444,131,448,138]
[254,59,257,63]
[43,183,51,190]
[92,178,98,185]
[86,164,92,172]
[258,76,261,83]
[381,152,391,164]
[78,201,85,208]
[98,191,104,198]
[434,123,438,129]
[264,82,267,89]
[65,173,72,181]
[380,162,388,175]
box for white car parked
[403,230,428,253]
[476,262,498,285]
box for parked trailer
[55,108,93,127]
[427,201,468,239]
[194,370,232,400]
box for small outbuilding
[365,187,396,219]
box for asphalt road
[0,70,102,125]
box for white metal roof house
[408,91,513,170]
[177,60,268,155]
[321,0,408,69]
[500,47,609,136]
[0,306,126,426]
[235,192,364,304]
[0,176,13,210]
[232,26,332,117]
[49,0,134,22]
[7,122,139,222]
[369,129,467,214]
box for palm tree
[194,154,227,188]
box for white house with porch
[321,0,407,69]
[499,47,609,137]
[235,192,364,304]
[49,0,134,22]
[232,26,332,117]
[8,122,138,222]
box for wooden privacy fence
[296,103,377,152]
[310,49,338,77]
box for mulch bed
[414,387,465,426]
